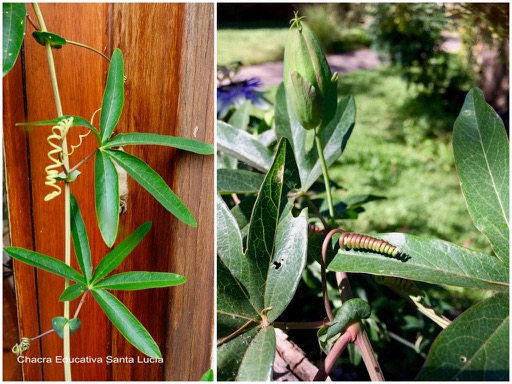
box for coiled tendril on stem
[44,116,90,201]
[12,337,31,356]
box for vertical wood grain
[110,3,214,380]
[4,3,214,381]
[3,47,43,382]
[165,3,215,380]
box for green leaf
[217,327,276,382]
[16,115,100,140]
[218,327,258,381]
[228,99,251,130]
[52,316,81,339]
[4,247,85,284]
[275,83,355,190]
[217,121,274,172]
[32,31,66,48]
[217,254,258,339]
[264,205,308,322]
[91,289,161,358]
[94,271,186,290]
[199,368,214,381]
[3,3,26,77]
[91,222,152,283]
[453,88,509,264]
[317,298,371,354]
[217,169,264,194]
[100,48,124,144]
[59,283,87,302]
[55,169,81,182]
[104,133,214,155]
[417,293,509,380]
[325,298,371,340]
[94,150,119,247]
[329,233,508,291]
[237,326,276,381]
[105,149,197,227]
[70,195,93,282]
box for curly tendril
[12,337,31,356]
[44,117,74,201]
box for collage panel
[3,3,213,381]
[216,2,509,382]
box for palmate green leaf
[105,149,197,227]
[91,289,161,358]
[417,293,509,380]
[94,271,185,290]
[16,115,100,139]
[217,139,307,381]
[59,283,87,302]
[217,121,274,172]
[104,133,214,155]
[100,48,124,144]
[453,88,509,264]
[329,233,508,291]
[70,195,93,282]
[94,150,119,247]
[92,222,152,283]
[217,169,264,194]
[3,3,26,77]
[275,83,355,190]
[218,139,307,318]
[217,327,276,382]
[4,247,85,284]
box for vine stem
[314,130,335,222]
[66,40,111,62]
[32,3,72,381]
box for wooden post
[3,3,213,380]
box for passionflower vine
[283,12,338,131]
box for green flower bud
[283,12,338,131]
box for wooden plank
[110,3,214,381]
[3,37,43,382]
[165,3,215,381]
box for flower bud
[283,13,338,131]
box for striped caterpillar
[338,232,401,257]
[374,275,423,297]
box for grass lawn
[217,27,289,66]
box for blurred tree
[448,3,509,125]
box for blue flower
[217,77,270,118]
